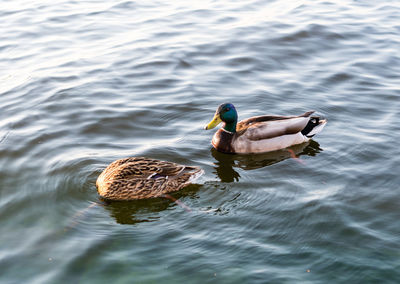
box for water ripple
[1,0,400,283]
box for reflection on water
[102,185,202,225]
[103,199,170,225]
[211,140,322,182]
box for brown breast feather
[212,129,235,153]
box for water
[1,0,399,283]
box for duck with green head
[204,103,327,154]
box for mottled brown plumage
[96,157,203,200]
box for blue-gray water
[1,0,399,283]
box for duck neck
[223,121,237,133]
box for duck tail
[301,116,327,138]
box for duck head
[204,103,238,133]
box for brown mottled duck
[96,157,203,201]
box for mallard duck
[204,103,327,154]
[96,157,203,200]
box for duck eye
[226,108,230,111]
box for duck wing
[237,111,314,141]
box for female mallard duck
[96,157,203,200]
[204,103,327,154]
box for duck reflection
[99,141,322,224]
[101,184,201,225]
[211,140,322,182]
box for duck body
[205,103,327,154]
[96,157,203,200]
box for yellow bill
[204,113,222,130]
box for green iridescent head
[204,103,238,133]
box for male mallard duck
[204,103,327,154]
[96,157,203,200]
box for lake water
[1,0,399,283]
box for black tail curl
[301,116,320,138]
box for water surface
[1,0,400,283]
